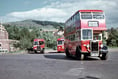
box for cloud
[46,0,118,28]
[1,8,67,22]
[1,0,118,28]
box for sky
[0,0,118,28]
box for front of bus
[57,38,64,52]
[33,39,45,53]
[79,10,108,59]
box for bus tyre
[65,48,70,58]
[100,53,108,60]
[41,49,44,54]
[40,49,44,54]
[34,50,37,53]
[84,54,88,60]
[58,51,60,53]
[76,47,81,60]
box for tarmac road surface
[0,48,118,79]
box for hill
[4,19,64,29]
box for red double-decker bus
[33,39,45,53]
[64,10,108,60]
[57,37,64,52]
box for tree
[4,24,62,49]
[19,37,32,49]
[107,28,118,47]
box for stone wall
[0,24,10,52]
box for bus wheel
[84,54,88,60]
[41,49,45,54]
[34,50,37,53]
[65,48,70,58]
[58,51,60,53]
[76,47,81,60]
[100,53,108,60]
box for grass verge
[9,50,25,53]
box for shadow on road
[44,54,69,60]
[78,76,100,79]
[48,52,65,53]
[44,54,99,61]
[48,52,58,53]
[83,57,99,61]
[27,51,44,54]
[27,51,34,54]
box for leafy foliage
[107,28,118,47]
[4,24,61,49]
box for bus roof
[79,10,103,12]
[57,37,64,41]
[34,39,45,42]
[65,10,104,23]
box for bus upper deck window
[81,12,104,19]
[81,12,92,19]
[93,12,104,19]
[81,15,92,19]
[93,15,104,19]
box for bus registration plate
[91,52,99,56]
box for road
[0,48,118,79]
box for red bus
[64,10,108,60]
[57,38,64,52]
[33,39,45,53]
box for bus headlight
[83,44,86,46]
[100,44,103,48]
[87,44,89,48]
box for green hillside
[3,20,64,49]
[4,19,64,29]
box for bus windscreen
[82,29,92,40]
[34,41,38,45]
[58,41,63,45]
